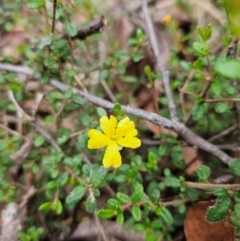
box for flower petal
[115,117,136,138]
[88,129,110,149]
[100,115,117,138]
[117,136,141,148]
[102,141,122,168]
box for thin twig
[208,125,237,142]
[205,98,240,103]
[0,123,28,141]
[185,181,240,191]
[62,15,107,40]
[8,90,62,153]
[50,79,232,165]
[51,0,57,34]
[141,0,178,123]
[0,64,234,164]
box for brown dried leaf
[183,147,202,175]
[184,200,235,241]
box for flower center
[111,134,118,140]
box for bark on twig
[141,0,178,123]
[50,79,232,165]
[0,63,234,165]
[63,15,107,41]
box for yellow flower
[88,115,141,168]
[161,14,172,25]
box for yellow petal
[117,136,141,148]
[115,117,136,138]
[88,129,110,149]
[100,115,117,138]
[102,141,122,168]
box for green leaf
[131,183,144,203]
[58,172,69,186]
[191,57,204,69]
[224,0,240,36]
[215,102,229,114]
[206,195,231,222]
[136,28,144,39]
[28,0,44,9]
[82,164,90,176]
[165,176,180,188]
[66,185,86,205]
[229,158,240,176]
[51,90,65,100]
[39,35,53,49]
[85,196,96,213]
[122,76,137,83]
[132,52,142,62]
[233,192,240,202]
[131,205,142,221]
[65,22,77,37]
[44,58,57,67]
[230,203,240,226]
[47,180,59,190]
[129,38,139,46]
[97,209,115,219]
[96,107,107,117]
[117,66,126,74]
[34,135,45,147]
[39,202,52,212]
[151,219,163,229]
[171,145,185,169]
[116,212,124,224]
[214,59,240,79]
[50,168,59,178]
[211,81,221,96]
[90,166,108,188]
[146,231,155,241]
[56,128,71,145]
[72,94,85,105]
[158,142,170,156]
[65,88,73,99]
[185,187,199,201]
[193,42,209,55]
[197,24,212,42]
[192,103,208,120]
[134,223,145,231]
[45,115,54,126]
[157,206,173,225]
[117,192,131,204]
[107,198,121,209]
[113,174,128,183]
[214,187,229,197]
[113,103,125,116]
[196,165,211,180]
[54,200,63,215]
[98,69,109,81]
[66,69,77,77]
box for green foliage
[66,185,87,206]
[197,24,212,42]
[224,0,240,36]
[90,165,108,188]
[196,165,211,181]
[214,59,240,79]
[229,159,240,176]
[19,226,44,241]
[2,1,240,240]
[206,188,231,222]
